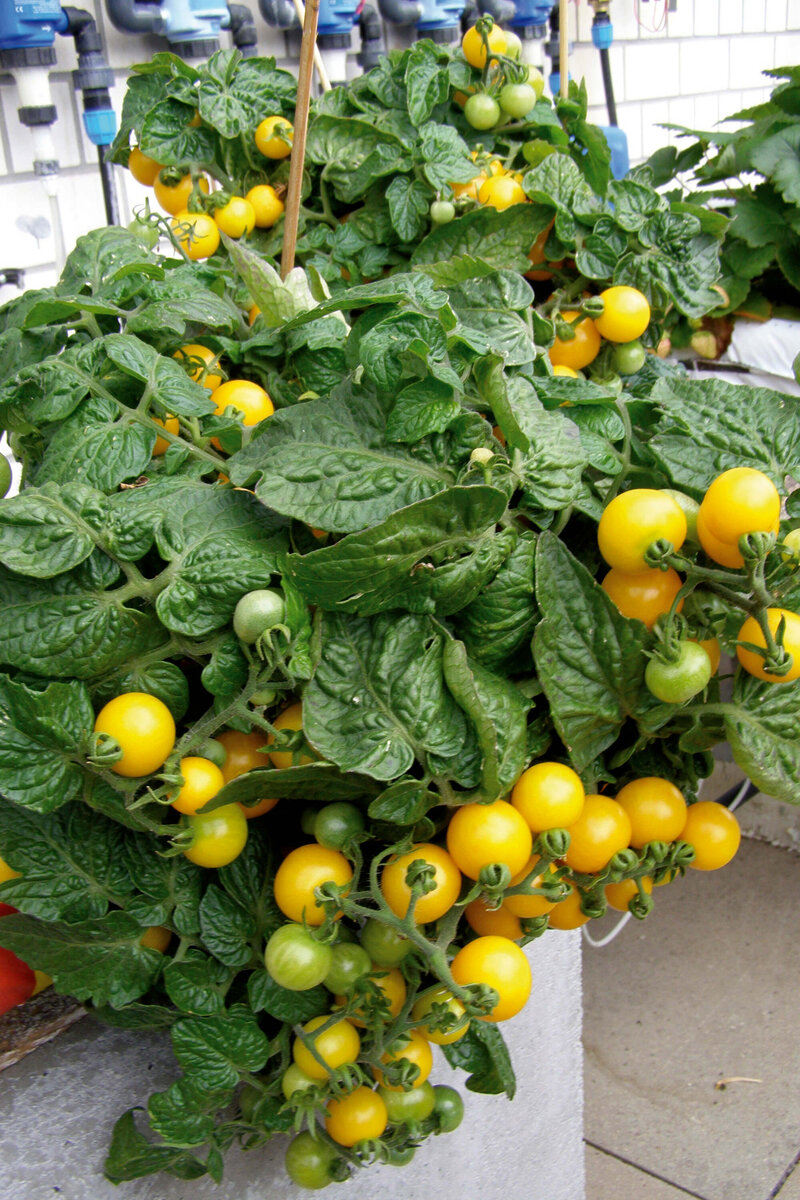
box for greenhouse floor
[583,828,800,1200]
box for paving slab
[776,1160,800,1200]
[0,932,584,1200]
[583,838,800,1200]
[585,1144,704,1200]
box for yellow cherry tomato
[268,701,316,770]
[293,1014,360,1079]
[31,970,52,995]
[736,608,800,682]
[374,1029,433,1089]
[699,467,781,546]
[214,195,256,238]
[462,22,507,68]
[246,184,285,228]
[549,312,601,370]
[173,344,223,392]
[183,803,248,868]
[169,756,225,816]
[680,801,741,871]
[129,147,162,186]
[325,1086,387,1147]
[504,854,557,919]
[273,844,353,926]
[548,881,589,930]
[171,210,220,260]
[563,794,632,875]
[511,761,585,832]
[594,285,651,343]
[213,379,274,428]
[152,415,180,457]
[598,489,687,572]
[154,172,209,215]
[464,897,523,940]
[0,852,21,885]
[450,935,531,1022]
[94,692,175,778]
[446,799,532,881]
[604,876,653,912]
[553,365,578,377]
[335,966,406,1026]
[140,926,172,953]
[478,174,526,211]
[601,566,684,630]
[381,843,461,924]
[410,984,469,1045]
[614,777,687,847]
[255,115,293,158]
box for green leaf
[306,116,411,203]
[749,126,800,205]
[105,1110,207,1183]
[442,1022,516,1098]
[455,531,537,671]
[198,884,257,968]
[124,836,202,936]
[285,486,509,616]
[228,386,455,533]
[418,124,476,191]
[247,968,330,1021]
[0,909,164,1007]
[359,310,448,391]
[648,375,800,495]
[197,51,296,137]
[140,98,217,164]
[442,638,529,799]
[0,483,105,578]
[386,379,462,443]
[386,176,431,243]
[0,557,167,680]
[0,798,131,920]
[147,1078,219,1146]
[33,393,155,493]
[104,335,217,418]
[0,676,94,811]
[723,674,800,803]
[405,41,450,126]
[367,779,439,825]
[171,1005,270,1091]
[303,612,471,780]
[94,660,190,722]
[447,274,536,366]
[211,763,378,812]
[413,206,547,273]
[533,533,653,773]
[163,951,232,1015]
[57,227,161,300]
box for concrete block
[730,34,778,91]
[0,932,584,1200]
[680,34,731,93]
[624,39,680,101]
[720,0,745,33]
[788,0,800,28]
[742,0,768,29]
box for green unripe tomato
[359,917,412,966]
[0,455,12,499]
[433,1084,465,1131]
[645,641,713,705]
[313,802,365,850]
[781,528,800,561]
[127,217,159,249]
[197,737,227,770]
[249,686,278,706]
[300,806,319,835]
[379,1081,436,1124]
[498,82,537,119]
[232,588,285,643]
[464,92,501,130]
[613,340,646,376]
[264,923,332,990]
[323,941,372,993]
[387,1144,417,1166]
[503,29,522,58]
[281,1062,318,1102]
[526,65,545,99]
[285,1131,337,1190]
[238,1082,262,1122]
[662,489,700,543]
[430,199,455,224]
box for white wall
[0,0,797,299]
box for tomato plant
[325,1085,388,1146]
[594,286,651,342]
[213,196,256,239]
[462,22,506,68]
[171,211,220,260]
[680,801,741,871]
[0,43,793,1195]
[464,93,501,131]
[645,641,713,704]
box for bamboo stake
[559,0,569,98]
[280,0,321,279]
[291,0,332,93]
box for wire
[583,911,632,947]
[634,0,667,34]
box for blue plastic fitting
[415,0,463,35]
[318,0,361,37]
[83,108,117,145]
[0,0,67,50]
[509,0,552,30]
[591,20,613,48]
[599,123,629,179]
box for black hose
[712,778,758,811]
[599,45,617,126]
[228,4,259,56]
[98,146,120,225]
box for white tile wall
[0,0,797,286]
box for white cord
[582,911,632,948]
[728,777,753,813]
